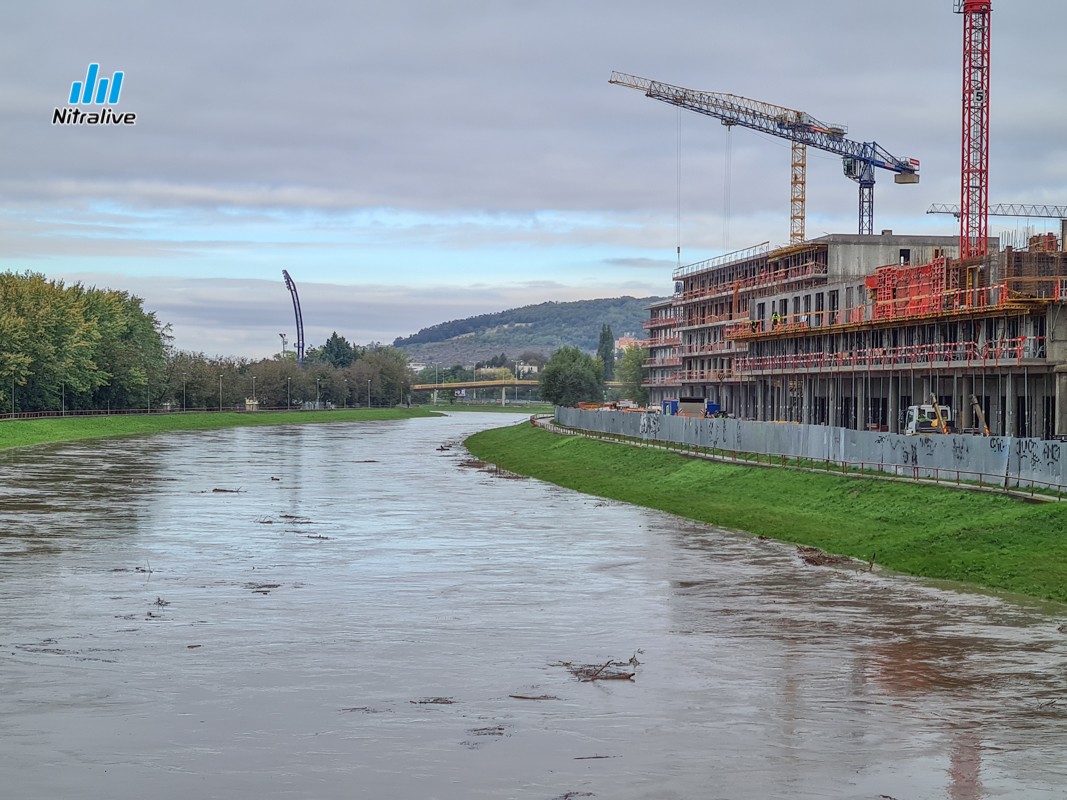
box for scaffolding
[646,236,1067,438]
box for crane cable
[723,124,732,253]
[676,107,682,268]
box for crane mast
[281,270,305,366]
[609,71,919,242]
[956,0,992,259]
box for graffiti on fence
[639,411,660,438]
[1013,439,1060,469]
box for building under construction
[636,1,1067,439]
[642,231,1067,437]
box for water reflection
[0,412,1065,799]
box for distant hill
[393,296,661,365]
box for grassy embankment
[0,408,438,451]
[466,422,1067,604]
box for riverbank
[465,421,1067,604]
[0,408,438,451]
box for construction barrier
[555,407,1067,494]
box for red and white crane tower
[956,0,992,260]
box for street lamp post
[182,372,187,412]
[219,374,223,412]
[367,379,371,408]
[316,378,321,409]
[287,377,291,410]
[433,362,439,405]
[252,375,257,404]
[344,379,348,409]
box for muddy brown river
[1,412,1066,799]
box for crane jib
[611,70,919,236]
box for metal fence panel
[553,408,1065,490]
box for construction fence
[554,407,1067,495]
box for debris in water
[154,597,169,607]
[552,659,636,682]
[246,583,281,594]
[410,697,455,705]
[796,545,852,567]
[509,694,559,701]
[467,725,505,736]
[210,487,243,493]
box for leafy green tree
[597,324,615,381]
[539,346,602,407]
[309,332,359,369]
[351,345,413,406]
[616,344,649,406]
[0,272,167,412]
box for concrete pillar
[960,376,973,431]
[828,378,837,428]
[888,375,899,434]
[1049,366,1067,435]
[756,380,765,421]
[1005,372,1016,437]
[856,378,867,431]
[803,377,813,424]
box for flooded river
[1,412,1066,799]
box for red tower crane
[956,0,992,260]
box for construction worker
[771,310,781,329]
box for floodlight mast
[282,270,305,366]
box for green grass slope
[466,422,1067,603]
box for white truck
[904,394,989,436]
[904,401,953,435]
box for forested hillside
[394,296,660,364]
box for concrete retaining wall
[554,407,1067,491]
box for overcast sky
[2,1,1065,358]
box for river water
[1,412,1066,800]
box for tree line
[1,272,652,415]
[537,324,648,407]
[0,273,418,413]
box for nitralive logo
[52,63,136,126]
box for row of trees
[1,272,651,414]
[537,344,647,407]
[0,272,167,413]
[166,343,413,410]
[0,273,421,413]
